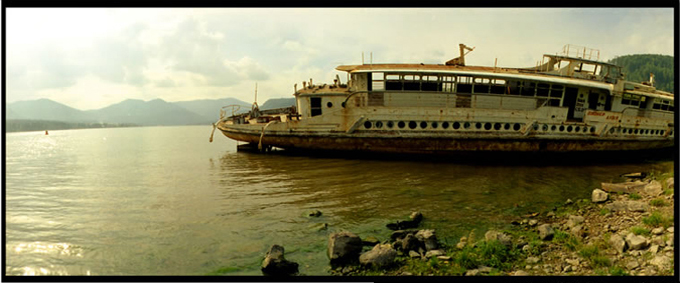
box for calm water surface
[5,126,674,275]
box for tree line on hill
[608,54,674,93]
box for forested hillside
[608,54,674,93]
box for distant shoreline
[5,119,140,133]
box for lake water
[4,126,674,276]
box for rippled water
[5,126,674,276]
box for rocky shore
[260,170,675,276]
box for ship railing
[220,105,242,119]
[561,44,600,61]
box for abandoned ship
[210,44,675,156]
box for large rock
[591,189,608,203]
[537,224,554,241]
[609,234,627,254]
[359,244,397,268]
[415,229,438,251]
[605,201,649,212]
[261,245,299,276]
[650,255,671,270]
[484,230,512,247]
[601,181,647,194]
[625,233,649,251]
[665,178,674,190]
[643,181,663,197]
[566,215,585,228]
[328,232,363,264]
[389,229,419,241]
[401,233,422,252]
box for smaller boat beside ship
[210,44,674,156]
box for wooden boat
[211,44,674,155]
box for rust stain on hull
[221,130,673,154]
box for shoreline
[326,168,675,276]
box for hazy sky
[5,8,675,110]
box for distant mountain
[6,96,299,132]
[260,98,296,110]
[172,98,251,123]
[87,98,208,126]
[6,98,96,123]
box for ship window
[473,84,489,94]
[490,79,506,94]
[372,72,385,91]
[484,123,492,130]
[457,84,472,94]
[475,122,482,129]
[327,102,333,108]
[311,97,322,116]
[464,122,471,129]
[375,121,383,128]
[494,123,501,130]
[505,123,511,130]
[386,74,400,80]
[431,122,438,129]
[398,121,406,128]
[507,81,521,95]
[521,82,536,96]
[513,123,521,131]
[364,121,372,129]
[422,81,438,91]
[621,93,642,107]
[453,122,460,129]
[409,121,417,129]
[387,121,394,128]
[442,82,455,92]
[385,81,402,90]
[442,121,449,129]
[420,121,428,129]
[537,83,550,97]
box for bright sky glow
[5,8,675,110]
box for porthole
[590,127,596,133]
[364,121,372,129]
[633,129,639,135]
[505,123,511,130]
[375,121,383,129]
[476,122,483,129]
[409,121,417,129]
[398,121,406,129]
[431,122,438,129]
[442,122,449,129]
[453,122,461,129]
[495,123,502,130]
[484,123,492,130]
[532,124,539,131]
[609,128,615,134]
[583,127,588,133]
[341,102,346,108]
[559,125,565,132]
[464,122,471,129]
[644,129,649,135]
[575,126,580,132]
[420,121,428,129]
[567,126,573,132]
[387,121,394,128]
[551,125,557,131]
[327,102,333,108]
[513,123,521,131]
[622,128,628,134]
[542,124,548,131]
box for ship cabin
[293,54,674,128]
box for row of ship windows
[362,120,674,137]
[362,120,597,133]
[610,127,673,136]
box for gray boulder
[328,231,363,264]
[601,181,647,194]
[261,245,299,276]
[401,233,421,252]
[625,233,649,250]
[537,224,554,241]
[359,244,397,268]
[566,215,585,228]
[591,189,608,203]
[415,229,438,251]
[484,230,512,247]
[643,181,663,197]
[609,234,627,254]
